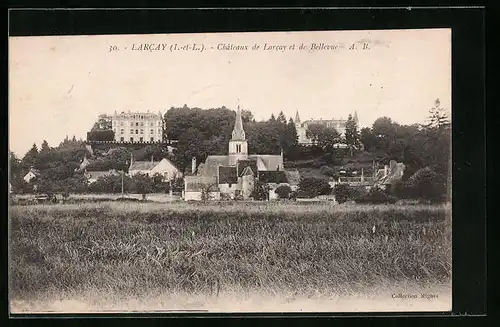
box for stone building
[184,105,296,201]
[111,111,163,143]
[294,110,359,145]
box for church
[184,106,297,201]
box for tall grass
[9,202,451,302]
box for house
[128,154,181,181]
[373,160,406,190]
[185,105,298,201]
[85,169,120,184]
[23,168,39,183]
[183,175,220,201]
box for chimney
[361,168,364,182]
[151,155,154,163]
[389,160,397,174]
[192,157,196,175]
[384,165,388,177]
[130,152,134,165]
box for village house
[373,160,406,191]
[184,105,298,201]
[128,153,181,182]
[23,168,40,183]
[85,169,120,184]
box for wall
[150,159,180,181]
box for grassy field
[9,201,452,312]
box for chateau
[294,110,359,145]
[111,111,163,143]
[184,106,298,201]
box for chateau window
[120,137,124,142]
[113,128,116,133]
[121,122,124,126]
[121,129,124,134]
[158,121,161,126]
[139,137,143,143]
[150,122,153,127]
[130,129,134,134]
[150,137,154,142]
[158,128,161,134]
[140,122,144,126]
[130,137,134,142]
[131,122,134,127]
[136,122,139,127]
[140,129,143,134]
[135,129,139,134]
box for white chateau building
[294,110,359,145]
[111,111,163,143]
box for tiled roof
[185,176,219,192]
[248,155,283,171]
[258,170,288,184]
[203,155,230,177]
[87,170,119,180]
[129,161,159,171]
[237,159,258,176]
[218,166,238,184]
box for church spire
[232,105,246,141]
[295,110,301,124]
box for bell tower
[229,105,248,166]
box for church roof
[248,155,283,171]
[237,159,258,176]
[231,105,246,141]
[241,166,255,176]
[203,155,230,177]
[218,166,238,184]
[258,170,288,184]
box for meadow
[9,201,452,312]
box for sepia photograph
[8,28,452,313]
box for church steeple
[232,105,246,141]
[295,110,301,124]
[228,105,248,166]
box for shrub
[405,167,448,203]
[357,187,397,204]
[297,177,331,198]
[86,130,115,142]
[275,185,292,199]
[333,184,364,203]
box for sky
[9,29,451,157]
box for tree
[404,166,448,203]
[40,140,50,153]
[130,173,155,200]
[306,124,343,163]
[251,180,269,200]
[274,184,292,199]
[22,143,39,171]
[360,127,377,152]
[91,114,113,131]
[297,177,331,198]
[173,128,207,173]
[345,114,361,157]
[426,99,450,129]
